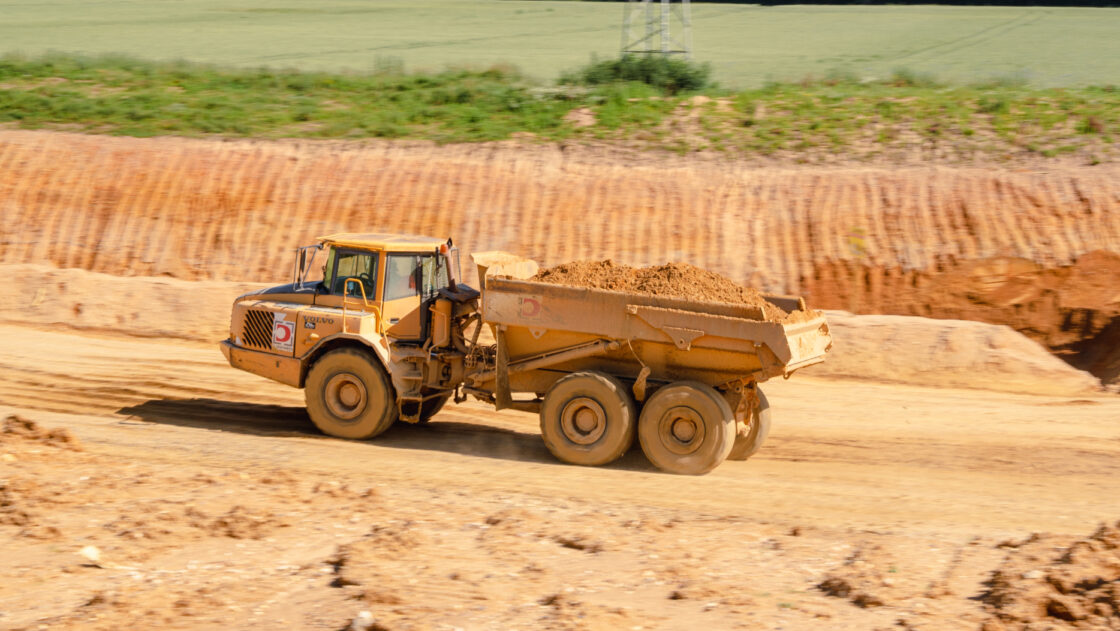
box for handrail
[341,277,382,334]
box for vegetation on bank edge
[0,54,1116,162]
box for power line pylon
[620,0,692,58]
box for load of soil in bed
[530,260,796,322]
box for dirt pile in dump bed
[981,521,1120,630]
[531,260,798,321]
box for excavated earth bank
[804,250,1120,385]
[0,130,1117,382]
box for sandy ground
[2,323,1120,630]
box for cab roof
[318,232,447,253]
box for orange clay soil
[804,250,1120,385]
[530,259,793,321]
[979,521,1120,630]
[2,130,1116,290]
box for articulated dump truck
[222,233,832,474]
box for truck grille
[242,309,274,349]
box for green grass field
[1,55,1115,164]
[1,1,1118,88]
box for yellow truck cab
[315,233,455,340]
[221,233,479,436]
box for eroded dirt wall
[1,130,1118,292]
[2,130,1118,381]
[803,251,1120,384]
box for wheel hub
[339,382,361,407]
[560,397,607,445]
[658,406,706,455]
[671,418,697,442]
[324,372,367,421]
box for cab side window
[329,251,378,299]
[384,254,445,302]
[420,255,446,299]
[384,254,421,301]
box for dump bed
[482,277,831,388]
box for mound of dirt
[1,264,267,343]
[0,479,33,527]
[531,259,792,321]
[817,544,923,608]
[981,521,1120,630]
[2,415,81,450]
[804,250,1120,386]
[807,311,1101,396]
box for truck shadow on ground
[115,398,659,473]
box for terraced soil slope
[1,130,1117,380]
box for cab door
[381,253,443,341]
[313,248,381,311]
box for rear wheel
[728,388,771,461]
[638,381,735,475]
[540,372,636,467]
[305,348,398,439]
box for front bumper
[220,340,302,388]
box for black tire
[304,348,398,439]
[417,392,452,423]
[728,388,772,461]
[539,372,637,467]
[725,387,770,461]
[638,381,735,475]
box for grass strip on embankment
[0,54,1116,163]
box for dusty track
[2,323,1120,629]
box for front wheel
[638,381,735,475]
[304,348,398,439]
[539,372,637,467]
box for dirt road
[3,323,1119,630]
